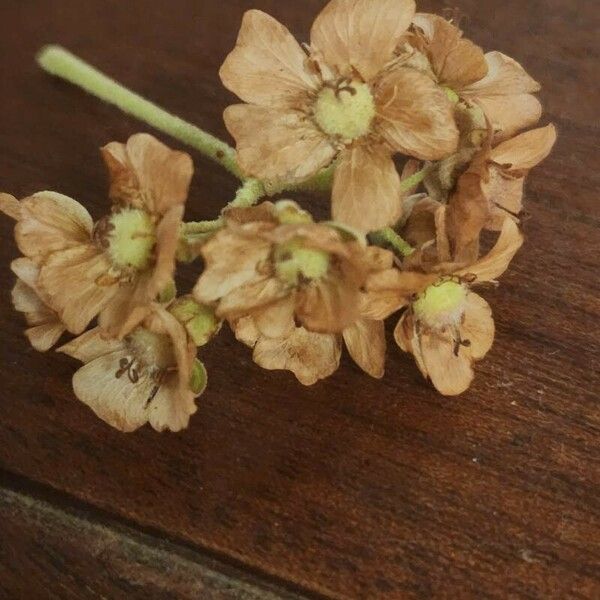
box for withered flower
[366,218,523,395]
[59,304,206,432]
[220,0,459,232]
[410,13,542,140]
[0,134,192,337]
[195,202,392,384]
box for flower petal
[458,217,523,282]
[59,327,126,363]
[332,146,402,232]
[224,104,336,184]
[253,327,341,386]
[38,245,119,334]
[71,351,157,432]
[15,192,93,262]
[311,0,416,82]
[419,328,474,396]
[252,296,296,338]
[147,377,197,433]
[0,193,21,220]
[412,13,488,89]
[483,168,525,230]
[216,276,289,320]
[25,322,66,352]
[220,9,318,107]
[460,292,494,360]
[476,94,542,141]
[343,318,386,378]
[490,124,557,171]
[375,67,459,159]
[102,133,193,215]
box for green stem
[399,167,427,192]
[369,227,414,257]
[38,45,242,178]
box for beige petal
[252,296,296,338]
[217,277,289,320]
[490,124,557,171]
[458,217,523,282]
[375,67,459,160]
[71,350,157,432]
[253,327,341,386]
[0,193,21,220]
[25,322,66,352]
[393,312,428,378]
[419,328,474,396]
[461,292,494,360]
[194,227,272,304]
[224,104,336,184]
[59,327,126,363]
[362,268,435,319]
[219,10,318,107]
[148,205,183,298]
[296,277,361,333]
[38,245,119,334]
[401,196,440,248]
[15,192,93,262]
[412,13,487,89]
[476,93,542,141]
[11,257,41,292]
[483,168,525,230]
[231,315,260,347]
[332,145,402,232]
[463,51,541,97]
[343,318,386,378]
[11,279,46,317]
[147,378,197,433]
[311,0,416,82]
[102,133,193,215]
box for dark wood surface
[0,1,598,598]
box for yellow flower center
[314,81,376,141]
[413,281,467,327]
[274,239,330,286]
[127,328,175,371]
[169,297,219,347]
[108,209,156,271]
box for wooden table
[1,1,598,598]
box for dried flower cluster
[2,0,556,432]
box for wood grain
[0,0,598,598]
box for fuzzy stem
[369,228,414,257]
[399,167,427,192]
[38,45,243,178]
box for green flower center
[413,281,467,326]
[127,328,175,371]
[108,209,156,271]
[314,81,376,141]
[274,239,330,286]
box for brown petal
[102,133,193,215]
[25,322,67,353]
[375,67,459,160]
[343,318,386,378]
[490,124,557,171]
[252,296,296,338]
[148,205,183,299]
[463,51,541,97]
[224,103,336,185]
[393,312,428,377]
[194,227,272,304]
[419,328,474,396]
[253,327,342,386]
[412,13,488,89]
[15,192,93,262]
[311,0,416,82]
[220,10,318,107]
[483,168,525,230]
[460,292,495,360]
[332,146,402,232]
[458,217,523,282]
[38,244,119,334]
[217,276,289,320]
[476,94,542,141]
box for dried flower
[194,202,372,334]
[0,134,192,337]
[59,304,205,432]
[219,0,459,231]
[366,218,523,394]
[410,14,542,140]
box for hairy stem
[368,228,414,257]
